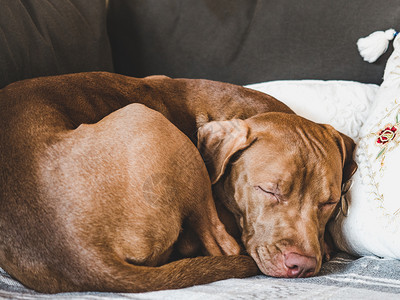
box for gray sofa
[1,0,400,299]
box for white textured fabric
[329,34,400,258]
[246,80,378,141]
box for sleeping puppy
[0,72,356,292]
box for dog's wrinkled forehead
[248,112,328,137]
[197,111,356,186]
[246,113,340,158]
[241,113,344,186]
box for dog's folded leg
[188,193,241,256]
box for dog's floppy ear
[338,132,358,183]
[197,119,254,184]
[321,125,358,183]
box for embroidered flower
[373,109,400,162]
[376,125,397,145]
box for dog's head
[198,112,357,278]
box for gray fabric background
[108,0,400,85]
[0,0,114,89]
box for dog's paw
[323,231,337,262]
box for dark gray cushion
[0,0,113,89]
[108,0,400,85]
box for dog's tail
[48,255,257,293]
[97,255,258,293]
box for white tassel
[357,29,398,63]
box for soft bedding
[1,253,400,299]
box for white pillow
[246,80,378,141]
[329,35,400,259]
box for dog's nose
[284,252,317,278]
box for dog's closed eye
[318,200,339,210]
[254,186,280,203]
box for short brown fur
[0,72,356,292]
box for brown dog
[197,113,356,277]
[0,72,356,293]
